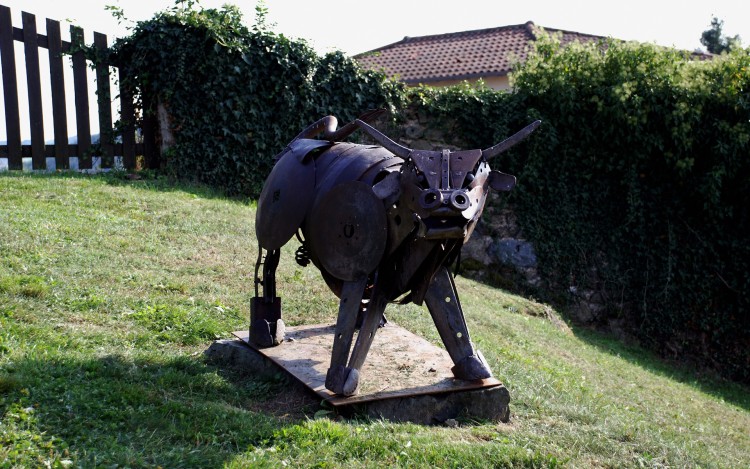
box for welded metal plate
[234,323,501,406]
[256,140,330,251]
[307,181,387,282]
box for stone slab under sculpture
[251,110,540,396]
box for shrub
[509,35,750,382]
[112,3,403,197]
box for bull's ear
[488,170,516,191]
[372,171,401,203]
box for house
[354,21,606,90]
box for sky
[2,0,748,55]
[1,0,749,142]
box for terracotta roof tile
[354,21,605,84]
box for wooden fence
[0,4,157,171]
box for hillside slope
[0,174,747,468]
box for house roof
[354,21,606,85]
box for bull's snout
[449,191,471,211]
[419,188,442,210]
[418,189,471,213]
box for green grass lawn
[1,173,747,468]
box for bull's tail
[292,109,387,142]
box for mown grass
[0,172,748,468]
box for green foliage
[406,81,525,149]
[405,35,750,383]
[112,2,403,196]
[508,34,750,382]
[701,16,742,54]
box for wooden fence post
[0,6,21,169]
[94,32,113,168]
[47,18,69,169]
[70,25,92,169]
[22,12,46,169]
[47,19,70,169]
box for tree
[701,16,742,54]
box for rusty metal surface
[251,114,540,397]
[255,144,318,250]
[234,323,502,406]
[488,170,517,192]
[448,149,483,188]
[353,118,411,158]
[313,143,399,195]
[282,138,332,163]
[308,181,387,281]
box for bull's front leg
[424,266,492,380]
[325,275,389,396]
[325,277,369,396]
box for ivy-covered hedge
[509,37,750,382]
[112,4,403,196]
[112,5,749,383]
[410,38,750,382]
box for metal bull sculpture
[251,110,540,396]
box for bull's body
[251,112,539,396]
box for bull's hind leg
[250,247,285,347]
[424,266,492,380]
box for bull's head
[358,119,541,242]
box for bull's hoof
[249,319,285,348]
[325,366,360,396]
[451,350,492,381]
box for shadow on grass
[468,273,749,413]
[102,172,252,202]
[0,352,317,467]
[569,324,750,412]
[458,266,750,412]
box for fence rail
[0,4,157,171]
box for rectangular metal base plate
[233,323,501,406]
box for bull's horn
[355,119,412,159]
[482,120,541,160]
